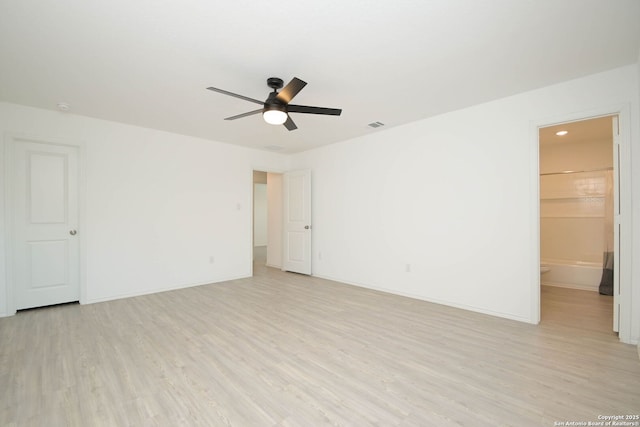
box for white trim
[2,135,16,316]
[2,132,87,316]
[84,274,250,305]
[530,104,633,343]
[249,168,255,278]
[78,142,88,306]
[314,273,533,324]
[529,119,541,324]
[265,263,282,269]
[617,108,634,344]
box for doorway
[538,116,617,333]
[252,170,283,273]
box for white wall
[291,65,640,342]
[0,102,287,313]
[253,183,268,246]
[266,173,283,268]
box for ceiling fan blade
[224,108,263,121]
[288,104,342,116]
[283,115,298,131]
[276,77,307,104]
[207,87,264,105]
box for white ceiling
[1,1,639,154]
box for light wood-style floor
[1,264,638,426]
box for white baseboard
[312,273,533,324]
[83,273,251,305]
[265,262,282,269]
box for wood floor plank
[1,267,638,426]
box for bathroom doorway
[538,116,617,333]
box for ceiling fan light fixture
[263,106,287,125]
[207,77,341,131]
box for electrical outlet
[405,264,411,273]
[318,251,322,261]
[209,256,215,264]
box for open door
[282,170,311,275]
[612,116,621,332]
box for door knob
[69,230,77,236]
[304,225,310,229]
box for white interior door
[612,116,621,332]
[11,138,80,310]
[282,170,311,275]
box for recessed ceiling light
[57,102,70,112]
[555,130,568,136]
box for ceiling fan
[206,77,342,131]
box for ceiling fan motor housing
[265,91,286,109]
[267,77,284,90]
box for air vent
[264,145,285,151]
[368,121,385,128]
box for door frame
[3,133,87,316]
[529,104,633,343]
[249,166,286,277]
